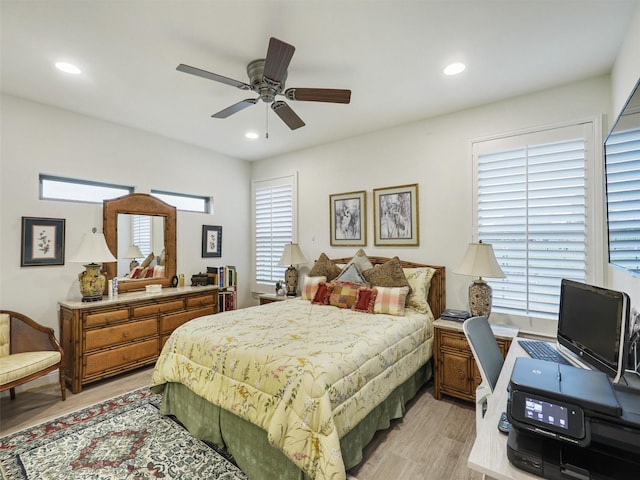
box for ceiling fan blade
[212,98,258,118]
[263,38,295,83]
[177,64,250,90]
[284,88,351,104]
[271,101,305,130]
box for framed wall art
[373,183,419,246]
[21,217,66,266]
[202,225,222,258]
[330,190,367,246]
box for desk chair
[463,315,504,430]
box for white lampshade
[124,245,143,259]
[454,241,505,279]
[278,243,307,266]
[69,228,116,264]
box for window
[473,121,600,319]
[40,174,132,203]
[605,127,640,274]
[151,190,211,213]
[252,175,297,291]
[131,215,152,257]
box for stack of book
[440,308,471,322]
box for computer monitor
[557,279,629,383]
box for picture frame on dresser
[202,225,222,257]
[329,190,367,246]
[373,183,419,246]
[21,217,65,266]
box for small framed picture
[21,217,66,266]
[329,190,367,246]
[202,225,222,258]
[373,184,419,246]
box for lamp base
[285,265,298,296]
[469,279,493,317]
[78,263,106,302]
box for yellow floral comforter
[151,298,434,480]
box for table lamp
[69,227,117,302]
[454,240,505,317]
[278,243,307,296]
[124,245,143,271]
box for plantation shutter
[253,175,296,289]
[474,122,594,319]
[605,127,640,274]
[131,215,152,257]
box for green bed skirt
[155,361,432,480]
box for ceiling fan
[177,37,351,130]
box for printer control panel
[509,390,585,442]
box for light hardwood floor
[0,369,482,480]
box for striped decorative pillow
[373,286,410,316]
[301,276,327,300]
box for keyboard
[519,339,572,365]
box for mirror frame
[103,193,177,292]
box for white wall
[0,94,252,337]
[608,3,640,304]
[252,75,613,336]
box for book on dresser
[207,265,237,311]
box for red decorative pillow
[352,287,377,313]
[144,268,155,278]
[311,282,334,305]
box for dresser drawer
[160,306,215,334]
[132,299,184,318]
[85,318,157,351]
[84,339,157,376]
[186,294,215,309]
[84,308,130,327]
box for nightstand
[258,293,297,305]
[433,318,519,402]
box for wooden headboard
[331,256,446,319]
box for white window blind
[474,122,595,319]
[253,175,296,289]
[605,127,640,274]
[132,215,152,258]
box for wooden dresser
[433,318,519,402]
[59,285,218,393]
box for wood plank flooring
[0,369,483,480]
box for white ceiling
[1,0,638,161]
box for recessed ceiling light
[443,62,466,76]
[55,61,82,75]
[245,132,259,140]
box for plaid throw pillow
[373,286,410,316]
[301,276,327,300]
[329,281,366,309]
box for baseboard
[0,371,60,399]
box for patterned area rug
[0,387,247,480]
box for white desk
[467,338,539,479]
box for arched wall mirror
[103,193,177,292]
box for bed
[150,255,445,480]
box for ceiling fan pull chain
[265,103,269,139]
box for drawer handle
[457,371,465,380]
[123,332,130,338]
[123,354,130,360]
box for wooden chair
[0,310,66,401]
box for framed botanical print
[330,190,367,246]
[21,217,66,266]
[373,184,419,246]
[202,225,222,258]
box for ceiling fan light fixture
[443,62,466,76]
[55,61,82,75]
[245,131,259,139]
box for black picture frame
[21,217,66,266]
[202,225,222,258]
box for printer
[506,357,640,479]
